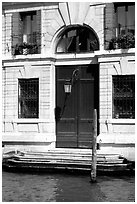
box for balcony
[14,43,39,55]
[13,33,41,56]
[106,28,135,50]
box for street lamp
[64,69,79,94]
[64,80,72,93]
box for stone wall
[2,59,56,146]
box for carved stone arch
[84,4,105,50]
[51,25,66,55]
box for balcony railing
[106,28,135,50]
[13,33,41,55]
[14,43,39,55]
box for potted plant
[14,42,38,55]
[108,32,135,50]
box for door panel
[56,66,78,147]
[78,69,94,148]
[56,65,99,148]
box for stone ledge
[2,133,56,143]
[97,133,135,144]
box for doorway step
[2,148,134,174]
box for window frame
[112,75,135,119]
[18,78,39,119]
[56,26,99,54]
[13,10,41,55]
[114,2,135,36]
[20,11,37,44]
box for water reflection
[55,174,106,202]
[2,172,57,202]
[2,171,135,202]
[98,176,135,202]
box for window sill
[3,119,51,123]
[55,52,96,59]
[2,53,42,61]
[106,119,135,124]
[96,48,135,59]
[13,53,41,59]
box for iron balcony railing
[13,33,41,55]
[106,26,135,50]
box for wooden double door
[55,65,99,148]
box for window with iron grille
[112,75,135,119]
[18,79,39,118]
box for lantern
[64,80,72,93]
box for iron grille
[18,78,39,118]
[112,75,135,119]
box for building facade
[2,2,135,160]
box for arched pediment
[58,2,104,35]
[42,2,105,53]
[59,2,90,25]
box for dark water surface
[2,170,135,202]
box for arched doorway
[55,25,99,148]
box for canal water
[2,170,135,202]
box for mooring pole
[90,109,97,182]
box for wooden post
[90,109,97,182]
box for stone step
[3,147,122,160]
[11,156,124,164]
[3,149,124,165]
[7,158,126,166]
[3,157,130,173]
[3,148,132,173]
[22,150,121,159]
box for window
[56,26,99,53]
[18,79,39,118]
[112,75,135,119]
[13,11,41,55]
[21,11,37,43]
[115,3,135,36]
